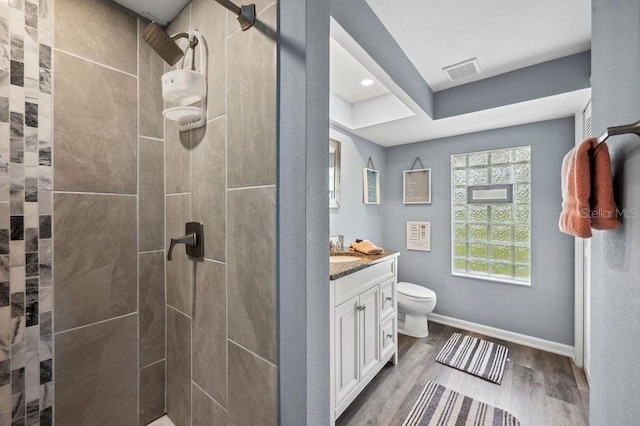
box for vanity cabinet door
[359,286,380,380]
[335,296,360,405]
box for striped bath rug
[403,381,520,426]
[436,333,508,384]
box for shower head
[143,22,185,66]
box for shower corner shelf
[163,106,206,131]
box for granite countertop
[329,250,400,280]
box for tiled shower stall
[0,0,278,424]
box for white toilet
[397,282,437,338]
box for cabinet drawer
[334,259,395,306]
[379,314,396,362]
[379,278,395,320]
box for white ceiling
[365,0,591,91]
[329,2,591,146]
[111,0,189,25]
[330,38,389,103]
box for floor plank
[336,324,589,426]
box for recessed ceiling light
[361,79,374,87]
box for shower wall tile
[191,116,225,262]
[139,137,164,252]
[53,52,137,194]
[138,20,164,140]
[228,341,277,426]
[226,5,277,188]
[192,0,226,119]
[161,2,279,425]
[228,186,276,363]
[167,306,191,426]
[193,384,227,426]
[1,0,52,422]
[54,314,138,426]
[54,193,137,332]
[193,259,227,408]
[166,4,191,50]
[139,251,165,368]
[12,392,25,423]
[139,360,165,426]
[165,120,191,194]
[24,2,36,29]
[54,0,137,75]
[166,193,192,316]
[136,12,167,426]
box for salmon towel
[591,142,619,230]
[560,139,592,238]
[560,138,619,238]
[350,240,384,255]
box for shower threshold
[147,415,177,426]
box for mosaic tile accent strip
[0,0,53,424]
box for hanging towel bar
[596,119,640,144]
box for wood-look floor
[336,323,589,426]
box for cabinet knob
[357,304,366,311]
[385,296,393,302]
[386,334,393,340]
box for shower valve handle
[168,234,196,261]
[168,222,204,261]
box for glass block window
[451,146,531,285]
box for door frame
[573,100,592,371]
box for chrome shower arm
[213,0,256,31]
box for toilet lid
[397,282,436,300]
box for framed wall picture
[403,168,431,204]
[363,168,380,204]
[407,221,431,251]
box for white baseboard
[428,313,574,359]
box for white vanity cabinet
[330,256,398,423]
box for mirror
[330,139,341,208]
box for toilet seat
[397,282,436,301]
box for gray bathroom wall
[434,51,592,119]
[383,118,576,344]
[330,125,386,246]
[590,1,640,423]
[279,0,331,424]
[330,0,434,117]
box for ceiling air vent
[442,58,481,82]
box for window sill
[451,272,531,287]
